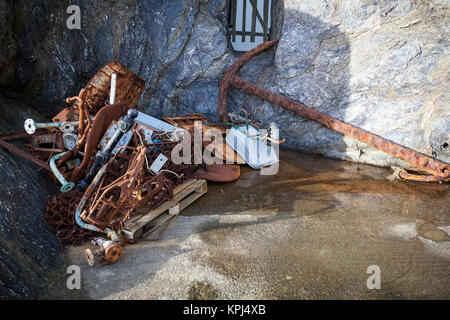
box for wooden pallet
[121,179,207,240]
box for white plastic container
[225,124,279,169]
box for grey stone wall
[273,0,449,167]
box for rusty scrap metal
[84,238,122,266]
[192,164,241,182]
[52,106,79,123]
[0,130,46,141]
[162,115,246,164]
[82,61,145,113]
[47,127,195,246]
[24,118,81,135]
[76,108,138,191]
[0,129,64,165]
[66,88,90,140]
[218,40,450,182]
[58,61,146,180]
[398,169,449,183]
[83,130,196,231]
[0,138,52,171]
[25,129,65,162]
[50,151,76,192]
[229,106,265,129]
[83,145,149,229]
[64,101,129,182]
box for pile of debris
[0,61,282,266]
[1,41,447,266]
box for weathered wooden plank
[125,179,202,231]
[178,182,208,212]
[139,212,174,239]
[140,182,208,239]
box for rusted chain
[45,190,101,245]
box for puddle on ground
[418,223,450,242]
[182,149,449,226]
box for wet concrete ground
[44,150,450,299]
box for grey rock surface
[273,0,449,166]
[0,95,61,299]
[0,0,448,298]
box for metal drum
[83,61,146,113]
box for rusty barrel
[84,61,145,113]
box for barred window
[228,0,272,51]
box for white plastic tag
[150,153,168,174]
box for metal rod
[263,0,269,41]
[0,138,52,171]
[242,0,247,42]
[0,131,42,141]
[76,109,138,191]
[75,162,110,233]
[248,0,265,29]
[74,161,122,244]
[24,119,81,135]
[110,73,117,105]
[231,75,449,178]
[250,0,257,42]
[231,0,237,42]
[218,40,278,123]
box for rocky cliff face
[273,0,449,167]
[0,0,448,298]
[2,0,448,163]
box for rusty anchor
[218,40,450,183]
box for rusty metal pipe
[0,138,52,171]
[218,40,449,181]
[230,75,449,179]
[50,152,76,192]
[74,161,118,242]
[0,130,46,141]
[398,170,449,182]
[218,40,279,123]
[66,89,86,138]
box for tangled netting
[45,129,196,246]
[45,190,101,245]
